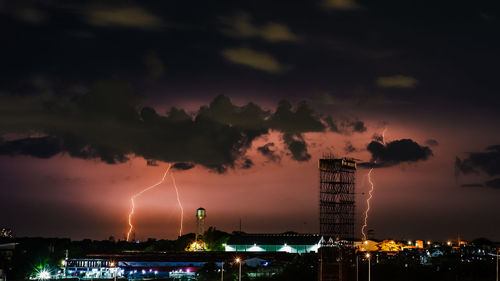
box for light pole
[221,262,224,281]
[366,253,371,281]
[356,255,359,281]
[235,258,241,281]
[496,249,498,281]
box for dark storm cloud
[0,137,61,159]
[0,82,364,172]
[460,179,500,189]
[172,162,195,171]
[455,146,500,190]
[283,133,310,162]
[372,133,383,143]
[359,139,433,168]
[241,158,254,169]
[257,143,281,162]
[326,117,366,134]
[455,145,500,176]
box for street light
[235,258,242,281]
[366,253,371,281]
[221,261,224,281]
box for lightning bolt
[361,127,386,241]
[361,168,375,241]
[127,164,172,242]
[170,174,184,237]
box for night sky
[1,0,499,241]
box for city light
[36,270,51,280]
[235,258,241,263]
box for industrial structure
[186,208,207,252]
[318,156,356,281]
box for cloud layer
[456,145,500,189]
[376,75,418,88]
[221,13,298,42]
[0,81,365,172]
[360,138,433,168]
[221,48,284,73]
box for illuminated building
[415,240,424,248]
[0,243,16,281]
[225,234,322,254]
[57,252,295,280]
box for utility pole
[221,262,224,281]
[366,253,371,281]
[234,258,242,281]
[496,249,498,281]
[356,255,359,281]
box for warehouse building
[225,233,322,254]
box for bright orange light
[127,164,172,241]
[364,240,368,245]
[235,258,241,263]
[365,253,370,258]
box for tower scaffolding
[318,155,356,281]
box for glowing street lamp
[235,258,242,281]
[36,269,51,280]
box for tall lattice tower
[318,155,356,281]
[319,156,356,244]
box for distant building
[0,243,16,281]
[58,251,298,280]
[225,234,321,254]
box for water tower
[195,207,206,241]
